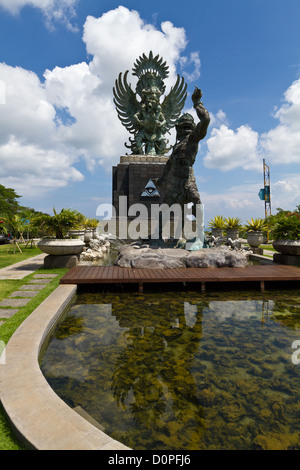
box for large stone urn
[247,231,264,248]
[272,240,300,266]
[226,229,239,241]
[67,230,85,241]
[211,228,223,238]
[272,240,300,255]
[84,229,94,243]
[38,238,85,268]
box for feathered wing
[161,75,187,131]
[113,70,140,134]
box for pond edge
[0,284,130,450]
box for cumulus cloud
[0,137,83,197]
[83,7,189,92]
[272,175,300,210]
[0,63,56,145]
[203,124,261,171]
[0,0,79,30]
[0,63,84,195]
[0,7,201,198]
[203,78,300,172]
[260,78,300,165]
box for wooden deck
[60,264,300,293]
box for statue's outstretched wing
[113,71,140,134]
[161,75,187,131]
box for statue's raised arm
[189,86,210,144]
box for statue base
[112,154,168,215]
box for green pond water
[41,285,300,450]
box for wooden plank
[60,264,300,289]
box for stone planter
[211,228,223,238]
[84,229,94,243]
[38,238,85,255]
[38,238,85,268]
[247,231,264,248]
[67,230,85,241]
[226,229,239,240]
[272,240,300,255]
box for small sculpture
[113,51,187,155]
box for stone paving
[0,259,58,324]
[0,254,47,280]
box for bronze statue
[156,86,210,208]
[113,51,187,155]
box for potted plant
[270,209,300,255]
[36,208,85,256]
[244,218,266,247]
[81,217,99,242]
[225,217,242,240]
[207,215,226,237]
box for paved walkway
[0,254,47,280]
[0,255,58,326]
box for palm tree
[3,214,27,253]
[35,208,85,239]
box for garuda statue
[113,51,187,156]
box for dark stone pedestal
[113,155,168,216]
[251,247,264,255]
[112,155,169,240]
[44,254,80,269]
[273,253,300,267]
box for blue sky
[0,0,300,226]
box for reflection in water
[111,300,207,449]
[41,288,300,450]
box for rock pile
[80,234,111,263]
[114,243,250,269]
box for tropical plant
[81,217,99,229]
[266,206,300,240]
[224,217,242,229]
[244,218,266,232]
[207,215,226,229]
[270,215,300,240]
[35,208,85,239]
[2,214,27,240]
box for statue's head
[176,113,195,140]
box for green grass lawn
[0,243,43,269]
[260,244,277,252]
[0,249,69,450]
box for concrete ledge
[0,284,130,450]
[249,253,274,265]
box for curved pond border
[0,284,130,450]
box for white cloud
[0,136,83,197]
[0,63,56,145]
[203,78,300,172]
[0,63,84,195]
[0,7,202,198]
[203,124,261,171]
[83,7,189,93]
[178,51,201,82]
[44,7,201,165]
[260,78,300,165]
[272,175,300,210]
[0,0,79,30]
